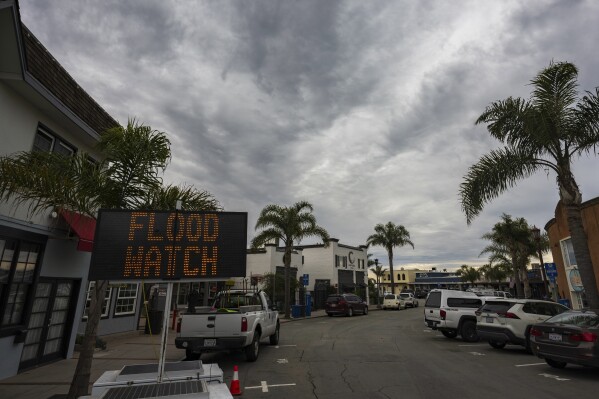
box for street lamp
[531,225,550,298]
[374,258,380,306]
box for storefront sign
[89,210,247,281]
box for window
[32,125,76,155]
[560,238,577,268]
[447,298,482,308]
[83,281,111,319]
[425,291,441,308]
[402,273,406,280]
[115,284,138,316]
[335,255,348,267]
[0,239,42,329]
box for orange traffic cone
[229,365,242,396]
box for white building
[0,2,142,379]
[229,239,369,309]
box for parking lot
[1,305,597,399]
[203,306,598,399]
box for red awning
[60,210,96,252]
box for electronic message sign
[89,210,247,281]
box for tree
[460,61,599,308]
[366,222,414,294]
[479,263,510,289]
[369,260,386,306]
[480,214,535,298]
[0,120,220,399]
[251,201,329,319]
[456,264,481,288]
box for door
[19,279,77,370]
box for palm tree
[460,61,599,308]
[479,263,510,289]
[366,222,414,294]
[251,201,330,319]
[369,261,386,306]
[480,214,534,298]
[0,120,220,399]
[456,264,481,288]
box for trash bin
[144,310,163,334]
[291,305,305,318]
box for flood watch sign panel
[89,210,247,281]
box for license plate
[486,317,493,323]
[330,304,337,307]
[548,333,562,342]
[204,338,216,347]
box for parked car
[424,289,499,342]
[399,292,418,308]
[415,289,429,299]
[530,309,599,369]
[382,294,402,310]
[325,294,368,317]
[476,299,569,352]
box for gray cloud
[19,0,599,269]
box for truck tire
[441,329,458,339]
[185,348,200,361]
[269,322,280,345]
[245,331,261,362]
[460,320,479,342]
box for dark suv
[325,294,368,317]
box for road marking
[423,330,431,333]
[275,344,297,348]
[245,382,297,392]
[277,358,288,364]
[459,344,487,347]
[539,373,570,381]
[468,352,486,356]
[515,363,546,367]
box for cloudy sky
[19,0,599,270]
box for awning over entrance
[60,210,96,252]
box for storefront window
[115,284,139,316]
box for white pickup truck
[175,290,280,362]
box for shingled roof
[21,24,119,135]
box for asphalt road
[199,306,599,399]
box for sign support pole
[158,282,173,383]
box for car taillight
[440,309,446,320]
[529,327,542,337]
[241,317,248,332]
[338,299,347,306]
[570,332,597,342]
[176,318,181,333]
[497,311,520,319]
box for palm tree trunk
[67,279,108,399]
[388,250,395,294]
[564,203,599,309]
[283,247,291,319]
[512,264,523,298]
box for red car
[325,294,368,317]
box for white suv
[399,292,418,309]
[476,299,569,351]
[424,289,498,342]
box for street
[200,306,599,399]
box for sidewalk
[0,309,330,399]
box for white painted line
[515,362,547,367]
[277,358,288,364]
[539,373,570,381]
[245,382,297,392]
[468,352,486,356]
[275,344,297,348]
